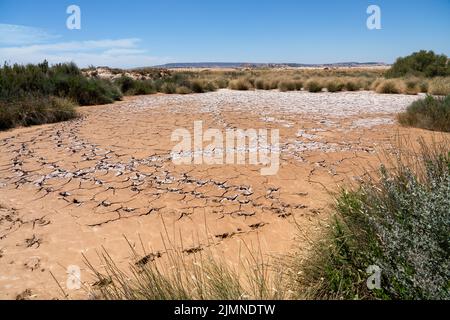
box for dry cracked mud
[0,89,430,299]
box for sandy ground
[0,89,426,299]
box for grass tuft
[305,79,323,93]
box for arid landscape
[1,1,450,303]
[0,87,432,299]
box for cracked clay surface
[0,89,424,299]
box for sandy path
[0,90,423,299]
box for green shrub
[132,80,156,95]
[201,81,218,92]
[305,79,323,93]
[228,78,253,90]
[299,139,450,299]
[115,76,136,94]
[419,80,429,93]
[255,78,265,90]
[386,50,450,78]
[175,86,192,94]
[326,79,345,92]
[344,80,360,91]
[213,78,229,89]
[160,82,177,94]
[293,80,303,91]
[0,61,122,106]
[0,95,77,130]
[398,95,450,132]
[71,78,121,105]
[278,81,296,92]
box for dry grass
[305,79,324,93]
[228,78,254,90]
[429,77,450,96]
[84,235,288,300]
[374,79,406,94]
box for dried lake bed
[0,89,427,299]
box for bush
[213,78,229,89]
[326,79,345,92]
[0,95,77,130]
[429,77,450,96]
[404,78,420,95]
[305,79,323,93]
[293,80,304,91]
[419,80,429,93]
[375,79,405,94]
[298,139,450,299]
[344,79,360,91]
[71,78,121,105]
[398,95,450,132]
[0,61,120,129]
[0,61,122,106]
[228,78,253,90]
[386,50,450,78]
[115,76,137,94]
[175,86,192,94]
[132,80,156,95]
[160,82,177,94]
[255,78,266,90]
[278,81,296,92]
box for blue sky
[0,0,449,67]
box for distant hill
[154,62,389,69]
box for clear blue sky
[1,0,449,67]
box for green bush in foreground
[299,139,450,300]
[398,95,450,132]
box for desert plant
[160,82,177,94]
[326,79,345,92]
[305,79,323,93]
[429,77,450,96]
[255,78,266,90]
[228,78,253,90]
[386,50,450,78]
[293,80,303,91]
[0,61,122,106]
[0,95,77,130]
[404,78,420,95]
[278,81,296,92]
[375,79,406,94]
[398,95,450,132]
[297,138,450,299]
[175,86,192,94]
[419,80,429,93]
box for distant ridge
[153,62,389,69]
